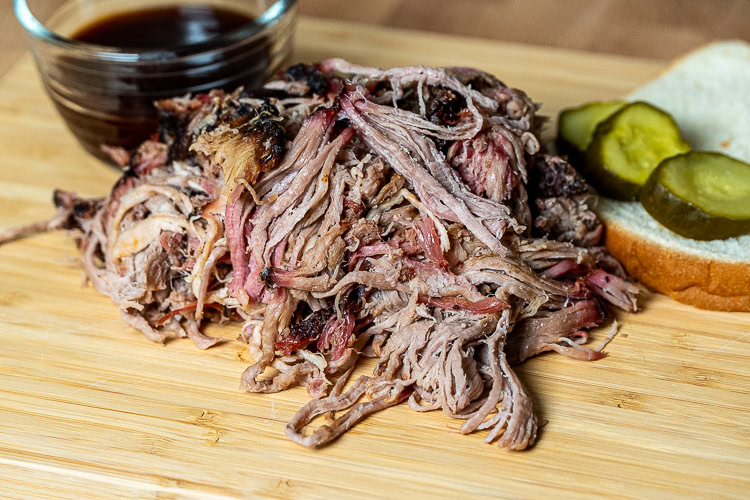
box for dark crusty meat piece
[528,154,588,199]
[534,195,603,247]
[276,308,335,355]
[284,63,329,96]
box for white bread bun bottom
[593,198,750,312]
[589,40,750,312]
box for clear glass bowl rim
[13,0,297,63]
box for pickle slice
[641,152,750,240]
[585,102,691,201]
[557,101,625,164]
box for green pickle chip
[557,101,625,161]
[641,152,750,240]
[585,102,690,200]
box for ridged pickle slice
[641,152,750,240]
[585,102,691,200]
[557,101,625,163]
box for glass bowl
[14,0,298,163]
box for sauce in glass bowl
[72,6,255,49]
[15,0,297,164]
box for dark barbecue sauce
[72,6,253,49]
[54,6,270,164]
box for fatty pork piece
[0,60,639,451]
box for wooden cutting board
[0,17,748,500]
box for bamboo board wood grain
[0,17,748,500]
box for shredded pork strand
[0,59,639,451]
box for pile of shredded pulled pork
[0,60,639,450]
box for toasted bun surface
[592,41,750,311]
